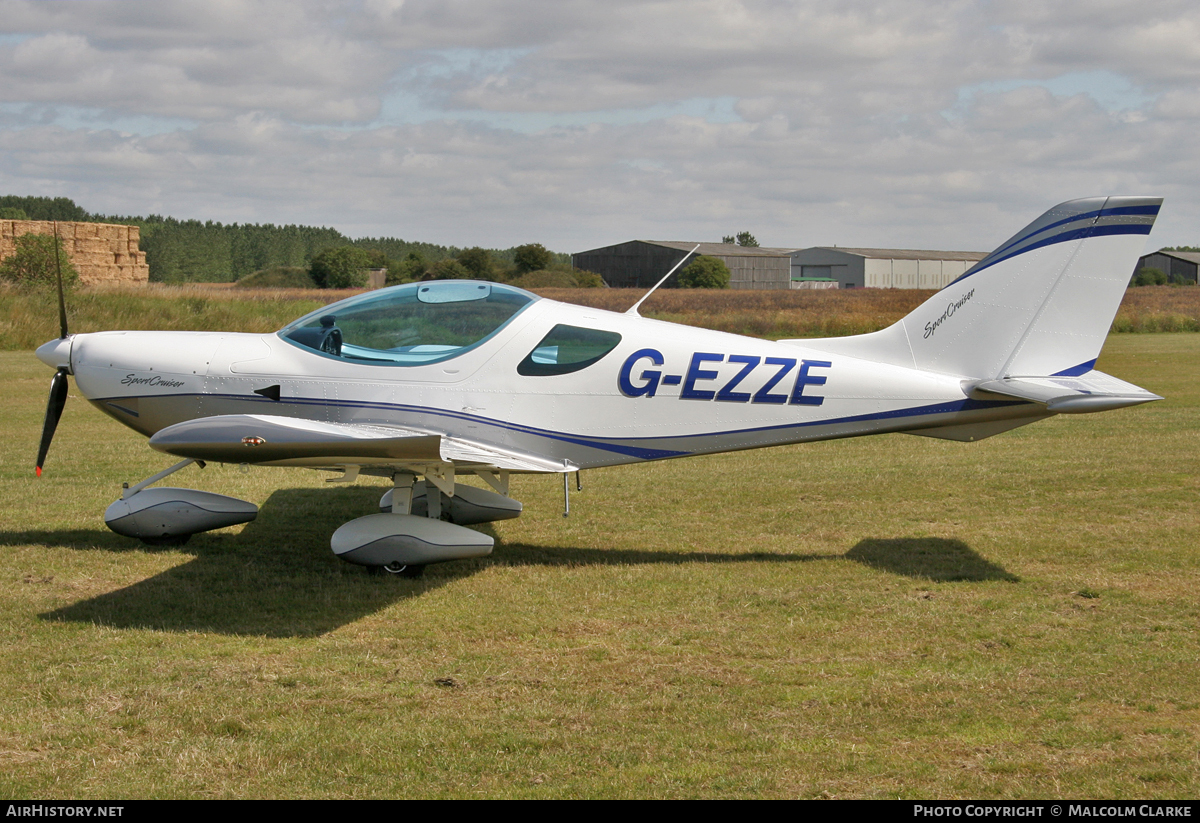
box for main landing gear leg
[378,471,425,578]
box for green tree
[457,247,494,279]
[427,258,471,280]
[721,232,758,246]
[678,255,730,288]
[513,243,553,273]
[1132,267,1167,286]
[360,248,389,269]
[309,246,373,289]
[388,252,427,284]
[573,269,606,287]
[0,195,89,221]
[0,207,29,220]
[0,233,80,290]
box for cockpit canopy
[279,280,538,366]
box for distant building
[788,248,988,290]
[366,267,387,289]
[573,240,988,290]
[1136,249,1200,284]
[572,241,802,289]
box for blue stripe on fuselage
[95,391,1029,462]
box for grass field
[0,335,1198,798]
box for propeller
[35,223,71,477]
[35,368,68,477]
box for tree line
[2,194,735,290]
[1,195,571,285]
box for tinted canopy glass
[279,281,538,366]
[517,324,623,376]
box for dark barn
[1137,250,1200,284]
[573,240,801,289]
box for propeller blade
[53,222,68,338]
[35,368,69,477]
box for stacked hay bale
[0,220,150,286]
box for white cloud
[0,0,1196,253]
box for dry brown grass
[539,285,1200,338]
[536,287,932,338]
[1111,286,1200,332]
[4,283,1198,352]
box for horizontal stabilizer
[966,370,1161,414]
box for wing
[147,414,575,474]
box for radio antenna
[625,244,700,317]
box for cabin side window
[517,324,623,376]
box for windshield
[279,280,539,366]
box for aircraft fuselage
[62,298,1035,471]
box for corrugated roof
[1146,249,1200,264]
[641,241,803,257]
[807,247,988,262]
[584,240,990,261]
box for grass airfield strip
[0,335,1197,799]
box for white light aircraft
[34,197,1163,577]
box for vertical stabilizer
[790,197,1161,379]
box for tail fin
[796,196,1161,380]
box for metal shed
[572,241,801,289]
[788,248,988,289]
[1136,249,1200,284]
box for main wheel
[140,533,192,547]
[382,562,426,579]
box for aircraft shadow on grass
[9,487,1015,637]
[845,538,1020,583]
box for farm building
[789,248,988,289]
[1136,249,1200,284]
[573,240,988,290]
[572,241,802,289]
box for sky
[1,0,1198,255]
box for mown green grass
[0,336,1197,798]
